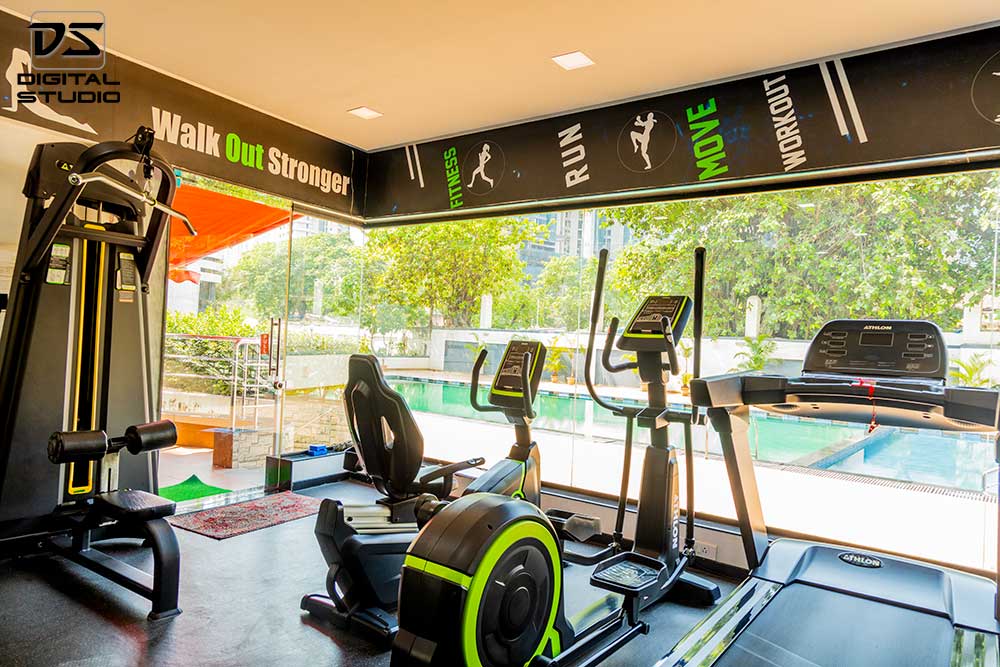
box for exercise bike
[391,247,719,667]
[303,340,604,642]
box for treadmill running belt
[713,584,958,666]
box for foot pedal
[591,552,666,598]
[546,508,601,543]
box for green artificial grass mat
[158,474,232,502]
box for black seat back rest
[343,355,425,501]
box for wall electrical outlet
[695,541,717,561]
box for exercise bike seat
[345,355,477,501]
[93,489,176,522]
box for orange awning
[168,186,298,268]
[168,268,201,284]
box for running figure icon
[629,112,658,170]
[467,143,494,188]
[3,48,96,134]
[995,72,1000,122]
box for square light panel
[552,51,594,71]
[348,106,383,120]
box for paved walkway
[389,369,693,405]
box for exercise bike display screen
[492,340,542,396]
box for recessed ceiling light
[348,106,382,120]
[552,51,594,71]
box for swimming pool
[388,377,997,493]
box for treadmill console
[803,320,946,380]
[489,340,546,411]
[618,295,691,352]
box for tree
[607,171,1000,339]
[532,255,598,331]
[165,305,257,394]
[220,231,358,320]
[365,217,546,332]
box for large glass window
[157,166,1000,572]
[359,170,1000,572]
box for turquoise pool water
[389,377,996,492]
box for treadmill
[657,319,1000,666]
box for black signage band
[366,24,1000,224]
[3,7,1000,226]
[364,147,1000,226]
[0,8,363,215]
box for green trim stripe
[403,555,472,589]
[490,341,543,398]
[460,521,562,667]
[622,296,689,339]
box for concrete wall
[0,119,79,331]
[284,352,349,391]
[425,323,1000,387]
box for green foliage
[285,330,359,356]
[950,353,994,388]
[535,256,597,330]
[166,304,256,337]
[220,232,359,321]
[544,347,571,376]
[165,305,257,394]
[606,172,1000,338]
[463,333,487,357]
[180,173,290,210]
[677,339,693,375]
[365,217,546,330]
[731,335,777,372]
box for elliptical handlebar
[661,316,680,375]
[602,317,637,373]
[586,249,632,416]
[470,349,504,414]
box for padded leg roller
[124,420,177,455]
[48,430,108,464]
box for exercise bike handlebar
[469,348,537,419]
[470,349,504,414]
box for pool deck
[388,369,693,405]
[412,410,998,573]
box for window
[159,167,1000,572]
[358,169,1000,572]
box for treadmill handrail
[69,172,197,237]
[695,372,999,430]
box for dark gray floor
[0,481,733,667]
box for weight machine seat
[344,355,452,501]
[93,489,176,522]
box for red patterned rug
[168,492,322,539]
